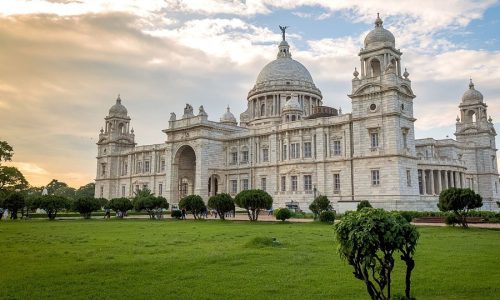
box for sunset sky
[1,0,500,188]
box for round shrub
[319,211,336,223]
[275,208,292,222]
[357,200,372,211]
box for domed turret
[364,13,395,50]
[282,94,302,112]
[108,95,128,118]
[220,106,238,125]
[462,79,483,103]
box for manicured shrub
[445,214,459,226]
[309,195,331,220]
[109,197,133,218]
[171,210,182,219]
[36,195,71,220]
[334,209,419,300]
[357,200,372,211]
[319,211,335,223]
[234,189,272,221]
[3,192,25,219]
[275,208,292,222]
[179,195,205,219]
[133,190,169,219]
[73,197,101,219]
[438,188,482,228]
[207,193,234,220]
[399,211,414,222]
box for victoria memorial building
[95,15,500,212]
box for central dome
[248,38,321,99]
[256,58,314,85]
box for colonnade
[418,169,466,195]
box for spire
[116,94,121,104]
[277,26,291,59]
[375,13,383,27]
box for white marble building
[95,15,499,212]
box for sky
[1,0,500,188]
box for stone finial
[100,127,104,134]
[403,68,409,79]
[183,103,194,118]
[375,13,383,27]
[353,67,359,79]
[488,116,493,123]
[469,78,475,89]
[456,115,460,122]
[169,112,176,122]
[131,128,134,134]
[198,105,207,116]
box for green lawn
[0,220,499,300]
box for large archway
[174,145,196,201]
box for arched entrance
[174,145,196,201]
[208,174,220,197]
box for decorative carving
[170,112,176,121]
[198,105,207,116]
[183,104,194,118]
[279,25,289,41]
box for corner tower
[95,95,136,198]
[348,14,420,209]
[455,80,499,209]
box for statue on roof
[279,25,288,41]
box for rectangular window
[121,185,126,197]
[291,176,298,191]
[262,148,269,162]
[406,169,411,186]
[100,186,104,197]
[160,160,166,172]
[290,143,300,159]
[282,144,287,160]
[144,161,150,173]
[281,176,286,191]
[333,173,341,192]
[402,131,408,149]
[124,162,128,175]
[241,179,249,190]
[158,183,163,195]
[135,185,139,193]
[304,175,312,192]
[304,142,312,158]
[370,132,379,149]
[231,180,238,194]
[261,177,267,191]
[333,140,341,156]
[136,161,142,174]
[371,170,380,186]
[101,163,106,176]
[231,152,238,164]
[241,151,249,163]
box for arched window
[371,59,381,77]
[118,123,125,134]
[291,115,296,121]
[260,103,265,117]
[286,115,290,122]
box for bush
[438,188,482,228]
[4,192,25,219]
[109,198,133,218]
[207,193,234,220]
[36,195,71,220]
[133,190,169,219]
[234,189,272,221]
[309,195,331,220]
[73,197,101,219]
[398,211,414,223]
[179,195,206,219]
[357,200,372,211]
[319,211,336,223]
[275,208,292,222]
[171,210,182,219]
[445,214,459,226]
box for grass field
[0,219,499,300]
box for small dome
[109,95,128,117]
[462,79,483,103]
[220,106,237,125]
[282,95,302,112]
[364,13,395,49]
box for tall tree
[45,179,68,195]
[0,166,28,191]
[0,141,14,164]
[75,183,95,199]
